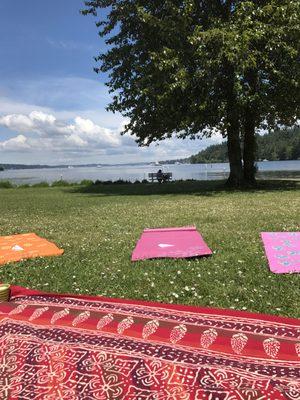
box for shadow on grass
[70,179,299,197]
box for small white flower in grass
[177,271,181,275]
[151,282,155,288]
[184,286,190,291]
[172,293,179,298]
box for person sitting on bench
[157,169,163,183]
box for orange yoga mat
[0,233,64,265]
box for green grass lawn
[0,180,299,318]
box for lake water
[1,160,299,184]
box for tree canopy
[83,0,300,186]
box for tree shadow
[70,179,299,197]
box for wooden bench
[148,172,172,183]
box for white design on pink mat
[142,320,159,339]
[50,308,70,325]
[296,343,300,357]
[231,333,248,354]
[263,338,280,358]
[170,324,187,344]
[97,314,114,330]
[29,307,49,322]
[117,316,134,335]
[9,304,27,316]
[72,311,90,327]
[200,329,218,349]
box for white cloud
[46,38,96,52]
[0,134,30,151]
[0,83,222,164]
[0,114,34,132]
[0,107,225,164]
[70,116,121,146]
[65,134,88,147]
[0,110,123,147]
[30,111,56,124]
[0,110,133,162]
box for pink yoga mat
[132,226,212,261]
[261,232,300,274]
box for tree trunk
[243,112,257,185]
[225,65,244,187]
[242,69,259,185]
[226,124,243,187]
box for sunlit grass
[0,180,299,318]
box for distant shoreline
[1,159,300,171]
[0,162,158,170]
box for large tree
[83,0,300,187]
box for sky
[0,0,223,165]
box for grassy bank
[0,180,299,318]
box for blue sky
[0,0,222,165]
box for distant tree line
[189,127,300,164]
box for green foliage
[0,180,14,189]
[257,127,300,161]
[51,180,72,187]
[18,184,31,189]
[190,127,300,163]
[80,179,94,186]
[83,0,300,139]
[31,181,50,188]
[190,143,228,163]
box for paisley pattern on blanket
[0,293,299,399]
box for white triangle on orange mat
[158,243,174,248]
[12,245,24,251]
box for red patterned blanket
[0,286,299,399]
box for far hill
[189,127,300,164]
